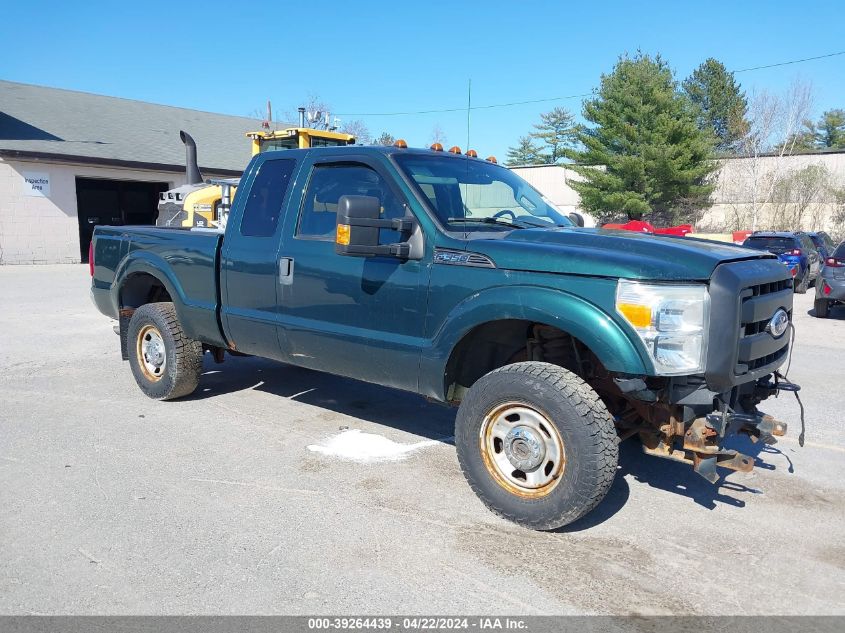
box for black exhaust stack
[180,130,203,185]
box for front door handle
[279,257,294,285]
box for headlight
[615,280,710,375]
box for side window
[240,159,296,237]
[297,163,406,243]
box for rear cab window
[240,159,297,237]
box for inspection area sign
[22,171,51,197]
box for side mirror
[335,195,416,258]
[568,212,585,227]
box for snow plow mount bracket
[640,412,788,484]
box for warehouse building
[0,80,277,264]
[512,150,845,234]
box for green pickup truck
[91,143,798,530]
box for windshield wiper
[447,217,530,229]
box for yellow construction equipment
[157,109,355,229]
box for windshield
[309,137,350,147]
[394,153,572,231]
[259,136,350,152]
[260,138,299,152]
[743,237,795,253]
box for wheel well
[445,320,595,402]
[120,273,172,309]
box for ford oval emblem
[766,309,790,338]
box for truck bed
[91,226,224,345]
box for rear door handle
[279,257,294,285]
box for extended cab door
[220,155,300,359]
[276,152,430,391]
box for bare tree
[282,95,336,130]
[792,165,830,230]
[735,79,814,230]
[341,119,370,144]
[430,124,448,146]
[829,186,845,242]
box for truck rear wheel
[126,302,203,400]
[455,362,618,530]
[814,297,830,318]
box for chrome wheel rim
[136,325,166,382]
[479,402,565,498]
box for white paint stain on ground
[307,429,443,463]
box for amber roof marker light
[393,139,408,148]
[486,156,498,164]
[430,142,444,151]
[466,149,478,158]
[448,146,462,154]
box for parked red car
[602,220,693,236]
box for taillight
[823,281,832,296]
[826,257,844,268]
[790,249,802,256]
[88,241,94,277]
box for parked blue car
[742,231,821,293]
[808,231,836,260]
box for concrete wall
[512,152,845,233]
[511,165,584,213]
[0,158,188,264]
[702,152,845,232]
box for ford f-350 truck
[90,142,799,530]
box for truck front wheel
[126,302,203,400]
[455,362,618,530]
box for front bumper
[636,258,800,482]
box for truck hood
[471,227,773,281]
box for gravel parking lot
[1,265,844,615]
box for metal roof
[0,80,292,173]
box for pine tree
[530,107,578,163]
[815,109,845,149]
[777,109,845,152]
[683,58,749,153]
[375,132,396,146]
[567,53,718,223]
[506,136,544,165]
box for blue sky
[2,0,844,160]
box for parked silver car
[815,240,845,318]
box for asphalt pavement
[1,265,843,615]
